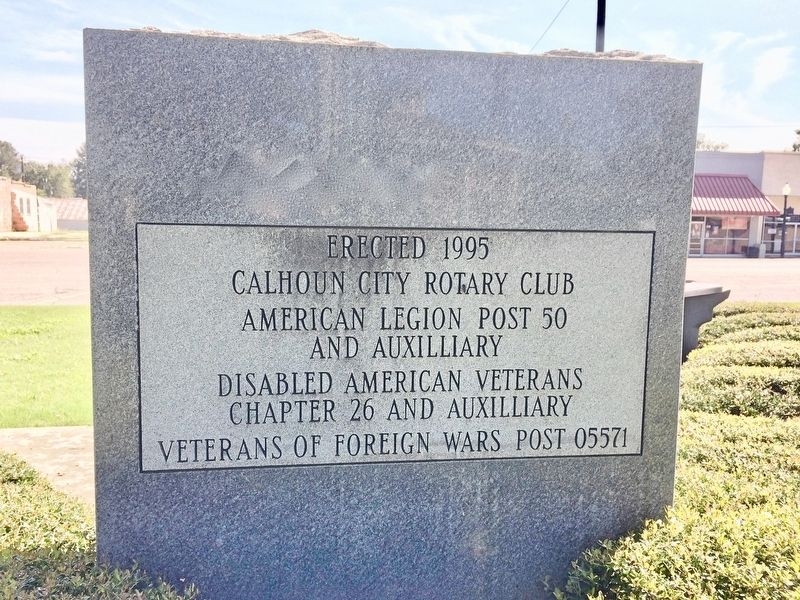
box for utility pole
[596,0,606,53]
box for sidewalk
[686,257,800,301]
[0,240,90,305]
[0,426,95,509]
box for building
[690,174,779,256]
[694,151,800,256]
[47,197,88,230]
[0,177,12,231]
[0,176,59,233]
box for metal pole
[596,0,606,52]
[781,194,788,258]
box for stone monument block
[85,28,701,599]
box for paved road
[686,257,800,302]
[0,240,90,305]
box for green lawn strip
[554,411,800,599]
[0,306,92,427]
[0,452,197,599]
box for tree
[792,129,800,152]
[696,134,728,151]
[0,140,20,178]
[21,162,74,197]
[71,142,87,198]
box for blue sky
[1,0,797,163]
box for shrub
[699,312,800,345]
[713,301,800,318]
[553,411,800,599]
[685,340,800,368]
[714,324,800,345]
[680,366,800,419]
[0,452,197,599]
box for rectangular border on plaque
[135,223,655,473]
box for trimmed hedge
[713,301,800,318]
[715,324,800,345]
[683,303,800,419]
[553,411,800,599]
[685,340,800,368]
[554,303,800,597]
[0,453,197,599]
[681,365,800,418]
[698,312,800,344]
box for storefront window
[702,216,749,254]
[764,219,800,255]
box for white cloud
[384,7,528,54]
[741,32,789,48]
[710,31,744,53]
[0,72,83,105]
[689,27,797,151]
[698,126,796,152]
[750,46,792,94]
[0,118,85,163]
[21,28,82,64]
[635,29,690,58]
[45,0,76,13]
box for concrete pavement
[686,257,800,302]
[0,240,90,305]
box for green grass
[0,306,92,427]
[0,451,197,598]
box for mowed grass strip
[0,306,92,427]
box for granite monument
[85,28,701,598]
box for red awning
[693,174,780,216]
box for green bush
[0,452,197,599]
[553,411,800,599]
[681,366,800,419]
[715,324,800,345]
[685,340,800,368]
[713,301,800,318]
[698,312,800,345]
